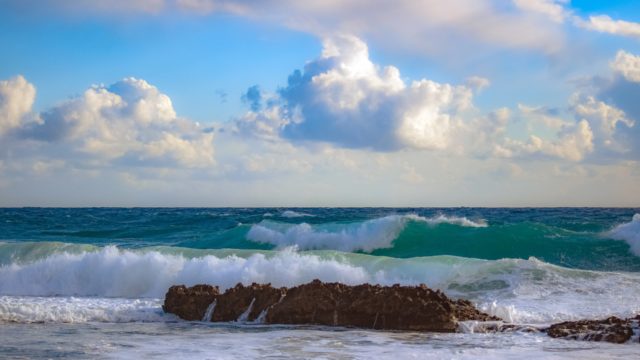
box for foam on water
[280,210,314,218]
[4,322,638,359]
[609,213,640,256]
[0,296,166,323]
[1,245,639,324]
[247,214,487,252]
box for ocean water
[1,207,640,358]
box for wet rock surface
[162,284,219,321]
[546,316,638,344]
[163,280,499,332]
[211,283,286,322]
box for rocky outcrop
[266,281,497,331]
[162,284,219,321]
[163,280,499,332]
[210,283,286,322]
[547,316,639,344]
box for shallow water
[2,322,639,359]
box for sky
[0,0,639,207]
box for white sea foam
[280,210,314,218]
[1,246,639,324]
[412,214,487,228]
[0,296,166,323]
[609,214,640,256]
[0,246,370,298]
[247,214,486,252]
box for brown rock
[162,284,219,321]
[266,281,498,332]
[453,298,500,322]
[211,282,286,322]
[547,316,633,344]
[163,280,499,332]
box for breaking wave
[609,214,640,256]
[246,214,487,252]
[1,244,640,324]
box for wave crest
[247,214,487,252]
[608,214,640,256]
[280,210,314,218]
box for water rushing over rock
[161,284,219,321]
[163,280,499,332]
[547,316,640,344]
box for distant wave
[1,245,640,324]
[608,213,640,256]
[246,214,487,252]
[280,210,315,218]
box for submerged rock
[162,284,219,321]
[547,316,636,344]
[163,280,499,332]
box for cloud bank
[1,77,215,168]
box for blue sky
[1,0,639,206]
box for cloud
[10,77,215,168]
[611,50,640,83]
[234,34,628,164]
[576,15,640,40]
[571,94,634,152]
[586,50,640,159]
[0,75,36,136]
[235,35,476,151]
[3,0,567,55]
[4,0,167,15]
[512,0,569,23]
[465,76,491,92]
[242,85,262,112]
[497,110,595,162]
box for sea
[1,207,640,359]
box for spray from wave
[608,214,640,256]
[280,210,314,218]
[246,214,487,252]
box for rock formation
[162,284,219,321]
[163,280,499,332]
[547,316,639,344]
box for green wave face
[370,220,640,271]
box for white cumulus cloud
[18,77,215,168]
[571,94,634,152]
[236,35,475,151]
[0,75,36,136]
[500,119,594,162]
[610,50,640,83]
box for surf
[1,244,640,324]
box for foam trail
[247,214,487,252]
[608,214,640,256]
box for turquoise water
[1,207,638,270]
[1,208,639,358]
